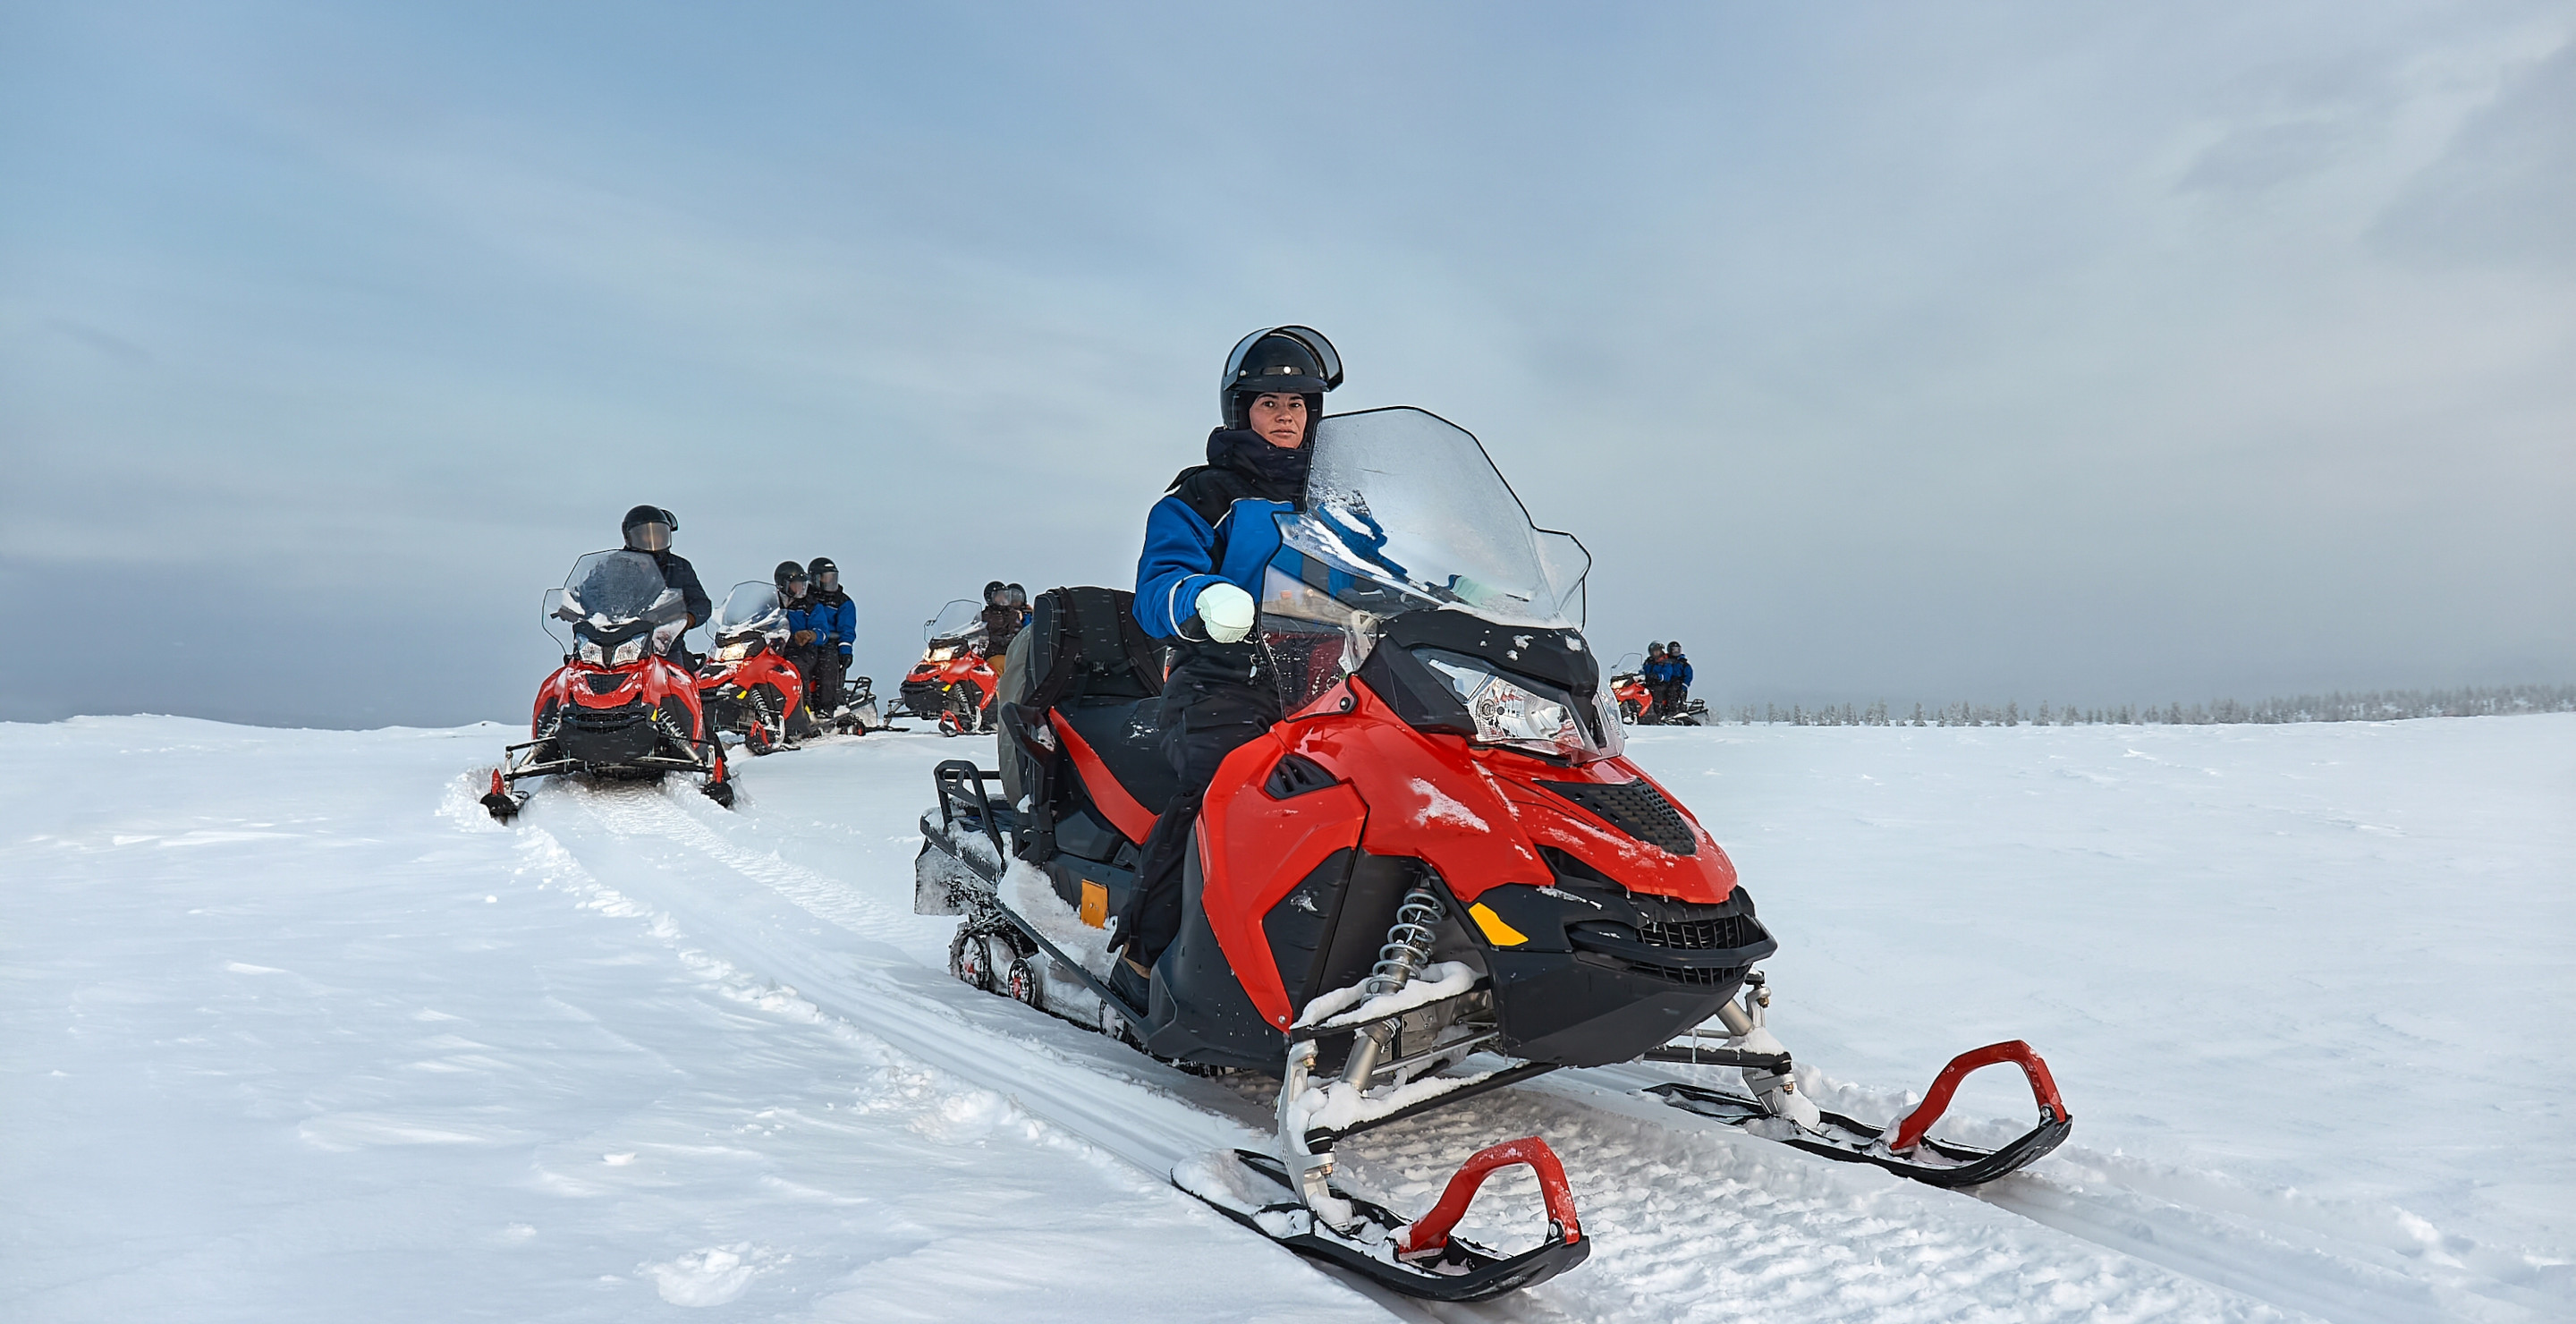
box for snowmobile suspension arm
[1394,1137,1582,1257]
[1303,1060,1561,1150]
[1884,1040,2069,1153]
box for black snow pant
[807,651,848,717]
[1114,641,1281,967]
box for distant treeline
[1720,683,2576,727]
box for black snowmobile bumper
[1177,1140,1589,1303]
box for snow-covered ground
[4,713,2569,1321]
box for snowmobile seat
[1055,695,1180,828]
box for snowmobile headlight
[610,639,645,667]
[926,646,957,663]
[579,639,606,666]
[1418,649,1620,762]
[716,641,753,662]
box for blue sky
[3,1,2570,726]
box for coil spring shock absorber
[1341,884,1446,1087]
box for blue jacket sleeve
[828,599,856,658]
[1674,660,1693,687]
[1133,494,1226,641]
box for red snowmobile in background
[1609,663,1658,724]
[897,598,1000,736]
[914,408,2069,1302]
[694,581,809,757]
[483,550,733,820]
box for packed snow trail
[6,715,2572,1320]
[514,743,2287,1322]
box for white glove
[1196,582,1255,643]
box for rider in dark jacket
[1113,327,1343,999]
[621,505,710,657]
[978,580,1024,663]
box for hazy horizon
[5,2,2571,729]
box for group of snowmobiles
[911,404,2073,1301]
[479,555,892,822]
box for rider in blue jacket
[803,556,857,716]
[1114,327,1343,1000]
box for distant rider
[775,561,818,679]
[621,505,710,659]
[978,580,1025,664]
[1661,641,1694,719]
[1640,642,1671,724]
[805,556,857,717]
[1113,326,1343,1006]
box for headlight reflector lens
[1417,649,1622,760]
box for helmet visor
[625,522,673,553]
[818,569,839,591]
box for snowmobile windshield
[1263,407,1589,633]
[1257,408,1616,760]
[557,551,687,628]
[711,581,789,644]
[553,550,690,665]
[922,598,987,647]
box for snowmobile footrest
[1176,1148,1589,1303]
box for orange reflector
[1468,902,1529,946]
[1080,879,1108,929]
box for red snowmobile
[897,598,1000,736]
[913,408,2069,1302]
[1609,663,1658,724]
[481,550,733,820]
[693,581,809,757]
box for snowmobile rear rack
[1649,1039,2072,1188]
[1180,1141,1590,1303]
[931,759,1013,864]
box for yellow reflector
[1468,902,1528,947]
[1080,879,1108,929]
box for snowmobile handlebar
[1394,1136,1583,1257]
[1884,1040,2069,1154]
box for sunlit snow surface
[4,714,2571,1321]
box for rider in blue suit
[1114,327,1343,999]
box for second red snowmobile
[694,581,810,757]
[898,598,1001,736]
[913,408,2070,1301]
[483,550,733,820]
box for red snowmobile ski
[912,408,2069,1301]
[482,550,733,820]
[694,581,809,757]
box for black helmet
[1666,641,1682,653]
[1221,326,1343,429]
[808,556,840,592]
[983,579,1006,605]
[621,505,676,553]
[774,560,808,591]
[1003,582,1027,607]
